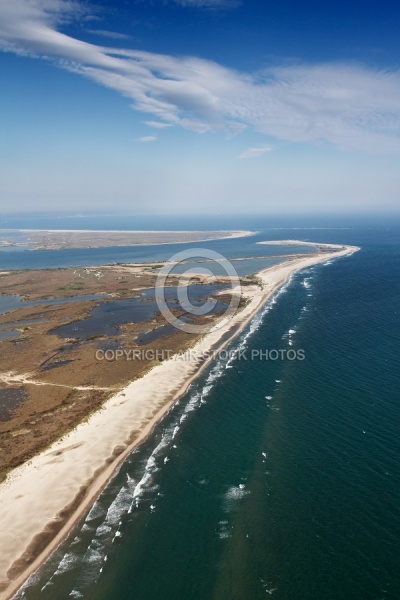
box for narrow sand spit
[0,372,118,392]
[0,229,253,250]
[0,371,117,392]
[0,242,359,599]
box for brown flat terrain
[0,229,250,250]
[0,265,248,479]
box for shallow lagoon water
[53,285,227,340]
[0,293,106,316]
[0,229,314,271]
[0,387,27,422]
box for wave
[223,483,250,513]
[217,519,232,539]
[17,259,302,598]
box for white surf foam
[223,484,250,512]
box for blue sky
[0,0,399,214]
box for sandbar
[0,229,253,251]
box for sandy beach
[257,239,347,249]
[0,241,359,599]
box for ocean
[3,215,400,600]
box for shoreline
[0,229,253,252]
[257,239,346,249]
[0,228,252,235]
[0,241,359,599]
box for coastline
[257,239,346,249]
[0,241,359,599]
[0,229,254,252]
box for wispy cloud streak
[238,147,272,159]
[1,0,400,153]
[136,135,157,142]
[145,121,173,129]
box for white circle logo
[155,248,241,334]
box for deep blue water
[6,217,400,600]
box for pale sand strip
[0,229,252,236]
[0,229,253,247]
[0,372,117,392]
[0,242,359,599]
[257,239,346,249]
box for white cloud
[136,135,157,142]
[1,0,400,153]
[145,120,173,129]
[237,147,272,159]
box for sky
[0,0,399,215]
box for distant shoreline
[0,241,359,600]
[0,229,254,252]
[257,239,345,248]
[0,228,252,234]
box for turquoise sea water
[5,217,400,600]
